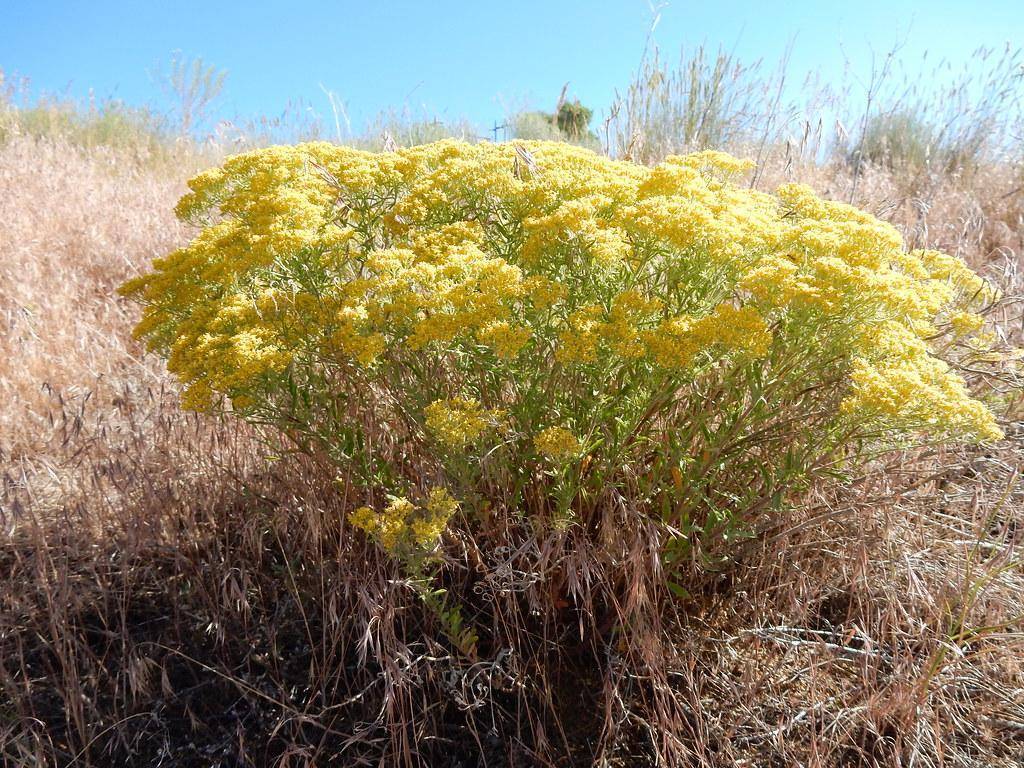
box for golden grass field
[2,61,1024,765]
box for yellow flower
[949,310,984,337]
[348,505,376,532]
[555,304,604,364]
[644,316,699,370]
[348,489,459,552]
[478,321,532,359]
[534,426,581,461]
[523,275,567,310]
[701,303,772,358]
[425,486,459,520]
[424,398,491,448]
[840,323,1003,442]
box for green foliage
[853,109,942,173]
[420,584,479,657]
[0,74,171,153]
[555,99,593,139]
[511,98,599,148]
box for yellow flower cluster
[477,321,532,359]
[949,310,985,338]
[841,322,1002,440]
[644,303,772,370]
[123,138,1003,523]
[424,398,495,448]
[534,426,581,461]
[349,487,459,551]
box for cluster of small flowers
[424,398,495,448]
[348,487,459,552]
[533,426,582,461]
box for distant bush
[511,110,569,141]
[0,93,170,153]
[852,109,942,173]
[850,107,998,180]
[844,47,1024,187]
[122,140,1002,596]
[511,99,600,148]
[554,99,593,139]
[0,63,198,155]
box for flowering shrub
[122,140,1002,565]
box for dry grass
[1,127,1023,767]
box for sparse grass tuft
[603,42,802,164]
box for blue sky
[3,1,1023,135]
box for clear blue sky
[3,1,1023,135]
